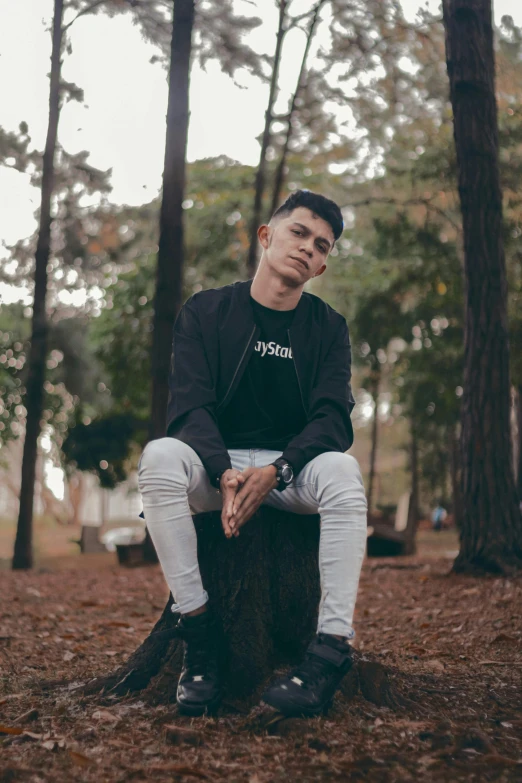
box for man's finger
[232,492,247,516]
[231,477,255,517]
[221,492,234,523]
[233,508,253,530]
[231,488,255,525]
[234,496,259,526]
[221,511,233,538]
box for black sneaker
[175,610,224,716]
[261,633,354,717]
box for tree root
[452,551,522,577]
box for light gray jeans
[138,438,368,639]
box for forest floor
[1,532,521,783]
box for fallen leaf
[0,726,24,735]
[69,750,94,767]
[425,659,445,673]
[275,718,310,737]
[0,694,23,706]
[481,754,522,767]
[478,661,522,666]
[147,765,208,778]
[104,651,118,657]
[14,708,39,724]
[491,633,517,644]
[22,731,42,741]
[92,710,119,723]
[164,725,204,746]
[103,620,133,628]
[63,651,76,662]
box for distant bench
[366,491,416,557]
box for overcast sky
[0,0,520,271]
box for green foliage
[61,412,139,489]
[92,254,156,418]
[0,304,102,452]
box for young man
[138,190,368,717]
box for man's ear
[313,264,327,278]
[258,223,270,249]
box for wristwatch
[271,458,294,492]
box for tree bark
[12,0,64,570]
[367,370,380,516]
[246,0,288,279]
[517,384,522,504]
[149,0,195,442]
[518,385,522,504]
[83,506,322,706]
[443,0,522,573]
[81,506,396,712]
[269,0,325,215]
[449,423,463,529]
[407,418,419,554]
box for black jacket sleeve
[165,295,232,487]
[281,319,355,479]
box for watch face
[281,465,293,483]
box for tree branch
[63,0,110,31]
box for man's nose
[299,240,314,257]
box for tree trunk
[81,506,396,712]
[367,370,380,516]
[449,423,463,529]
[84,506,321,706]
[517,384,522,505]
[269,0,325,215]
[246,0,288,279]
[518,385,522,504]
[12,0,64,570]
[149,0,195,442]
[443,0,522,573]
[407,418,419,555]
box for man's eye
[292,230,302,236]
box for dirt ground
[1,533,521,783]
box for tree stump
[82,505,397,713]
[84,506,321,708]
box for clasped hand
[219,466,278,539]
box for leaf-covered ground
[1,544,521,782]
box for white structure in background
[0,439,142,526]
[77,470,142,527]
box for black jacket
[166,279,356,486]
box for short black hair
[270,189,344,242]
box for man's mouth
[290,256,308,270]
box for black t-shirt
[218,296,307,450]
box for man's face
[258,206,334,284]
